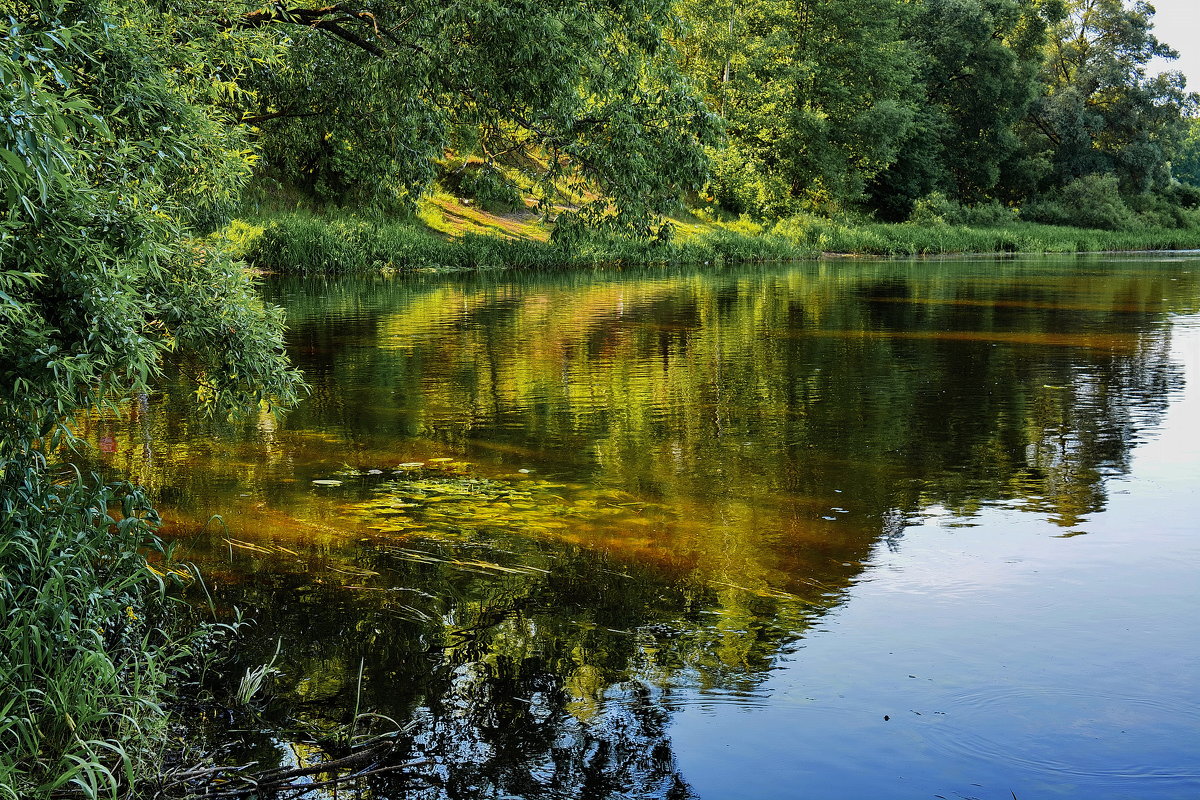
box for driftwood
[161,739,434,799]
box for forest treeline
[1,0,1198,795]
[222,0,1200,233]
[683,0,1199,227]
[6,0,1200,242]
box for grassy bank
[778,216,1200,256]
[234,208,1200,274]
[236,212,811,274]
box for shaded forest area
[7,0,1200,253]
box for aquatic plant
[330,460,664,541]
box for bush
[908,193,1019,227]
[1127,192,1189,229]
[958,200,1021,226]
[247,215,468,272]
[246,215,367,272]
[707,146,797,219]
[908,192,960,225]
[1023,174,1134,230]
[0,472,225,797]
[1166,181,1200,209]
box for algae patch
[324,461,661,539]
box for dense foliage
[2,1,301,794]
[200,0,1200,229]
[676,0,1197,225]
[19,0,1174,231]
[239,0,722,221]
[678,0,920,215]
[868,0,1048,219]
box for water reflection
[74,255,1200,798]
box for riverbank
[229,205,1200,274]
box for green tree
[1170,116,1200,186]
[678,0,919,215]
[229,1,720,219]
[2,0,301,452]
[868,0,1049,219]
[1021,0,1195,196]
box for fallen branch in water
[161,739,434,799]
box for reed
[0,467,213,798]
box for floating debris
[223,537,299,557]
[311,479,344,487]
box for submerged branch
[160,739,434,799]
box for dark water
[82,255,1200,799]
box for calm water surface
[83,255,1200,799]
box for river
[81,254,1200,799]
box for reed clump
[0,467,218,799]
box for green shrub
[908,192,960,225]
[707,146,797,219]
[908,193,1020,227]
[1127,192,1189,229]
[0,471,227,798]
[1166,181,1200,209]
[957,200,1021,226]
[1023,174,1135,230]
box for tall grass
[242,210,1200,274]
[243,212,813,273]
[0,466,213,799]
[775,216,1200,256]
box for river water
[82,254,1200,799]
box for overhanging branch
[221,4,388,58]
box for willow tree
[2,0,303,458]
[222,1,721,222]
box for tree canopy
[2,0,303,465]
[674,0,1196,222]
[228,0,722,218]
